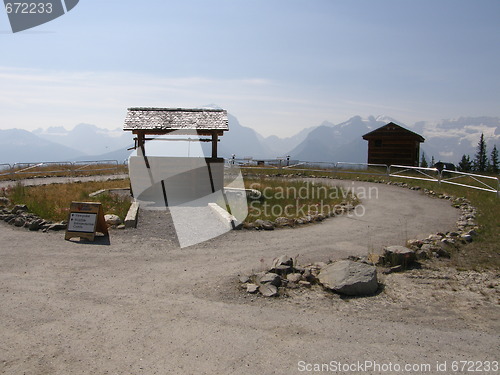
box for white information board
[68,212,97,233]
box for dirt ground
[0,180,498,374]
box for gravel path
[1,178,498,374]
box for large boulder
[318,260,378,296]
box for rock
[298,280,311,288]
[48,222,67,231]
[28,220,42,231]
[3,214,15,222]
[12,204,28,214]
[467,229,478,237]
[274,216,293,227]
[318,260,378,296]
[272,255,293,268]
[238,275,251,284]
[0,197,9,206]
[258,272,282,287]
[441,238,455,246]
[415,249,429,260]
[254,219,274,230]
[382,246,416,267]
[436,247,451,258]
[302,268,316,282]
[461,234,473,242]
[104,214,122,226]
[286,273,302,283]
[259,283,278,297]
[428,234,443,241]
[246,284,259,294]
[14,217,25,227]
[407,239,423,249]
[271,265,292,276]
[387,265,404,274]
[116,224,126,230]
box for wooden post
[211,131,218,159]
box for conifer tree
[473,133,488,172]
[420,152,428,168]
[457,154,472,172]
[489,145,499,174]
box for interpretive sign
[65,202,108,241]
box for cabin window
[374,139,382,147]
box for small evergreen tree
[457,154,472,172]
[430,156,435,167]
[489,145,499,174]
[473,133,488,172]
[420,152,428,168]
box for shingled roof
[123,108,229,133]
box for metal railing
[73,160,120,175]
[389,165,440,182]
[2,156,498,196]
[0,160,123,181]
[230,157,500,196]
[440,169,500,194]
[0,163,12,179]
[12,161,73,178]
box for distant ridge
[1,115,498,165]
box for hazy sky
[1,0,499,137]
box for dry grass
[242,176,358,222]
[3,179,131,222]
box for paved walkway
[2,177,495,375]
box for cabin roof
[362,122,425,142]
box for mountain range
[1,115,499,166]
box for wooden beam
[211,131,218,159]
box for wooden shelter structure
[123,108,229,205]
[124,107,228,159]
[362,122,424,167]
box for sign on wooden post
[65,202,109,241]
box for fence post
[438,169,442,185]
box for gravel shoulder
[0,179,498,375]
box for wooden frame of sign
[65,202,109,241]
